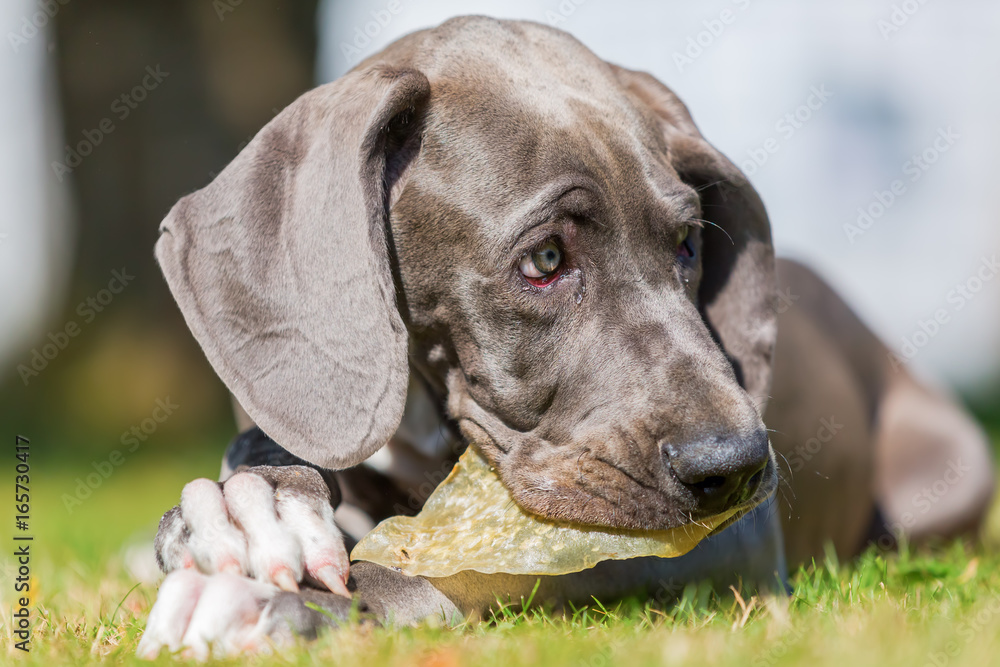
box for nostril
[740,468,765,503]
[662,430,770,512]
[692,475,726,491]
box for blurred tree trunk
[0,1,323,449]
[54,0,319,304]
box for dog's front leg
[140,428,356,658]
[138,563,462,658]
[152,428,351,594]
[263,562,465,636]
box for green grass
[4,442,1000,665]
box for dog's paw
[138,569,357,660]
[137,570,277,659]
[154,465,350,596]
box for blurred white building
[3,1,997,394]
[0,0,73,372]
[318,0,1000,390]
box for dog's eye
[519,240,563,285]
[677,226,695,260]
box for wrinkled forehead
[410,48,691,244]
[414,21,631,115]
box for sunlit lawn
[3,432,1000,666]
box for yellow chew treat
[351,446,739,578]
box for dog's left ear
[155,66,430,469]
[612,65,777,411]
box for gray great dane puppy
[138,16,995,658]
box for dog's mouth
[352,444,753,578]
[460,416,779,534]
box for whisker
[693,178,729,192]
[692,217,734,246]
[774,449,793,483]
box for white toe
[137,569,207,659]
[224,472,302,589]
[277,491,351,596]
[181,478,249,575]
[179,572,277,660]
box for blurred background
[1,0,998,564]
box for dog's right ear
[610,64,777,413]
[155,66,429,470]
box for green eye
[519,240,562,279]
[533,242,561,273]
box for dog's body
[137,17,994,658]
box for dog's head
[156,17,777,531]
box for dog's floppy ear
[612,65,777,411]
[155,66,429,469]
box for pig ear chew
[351,446,740,577]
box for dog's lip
[500,448,780,533]
[505,476,729,532]
[704,494,770,537]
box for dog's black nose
[663,430,769,514]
